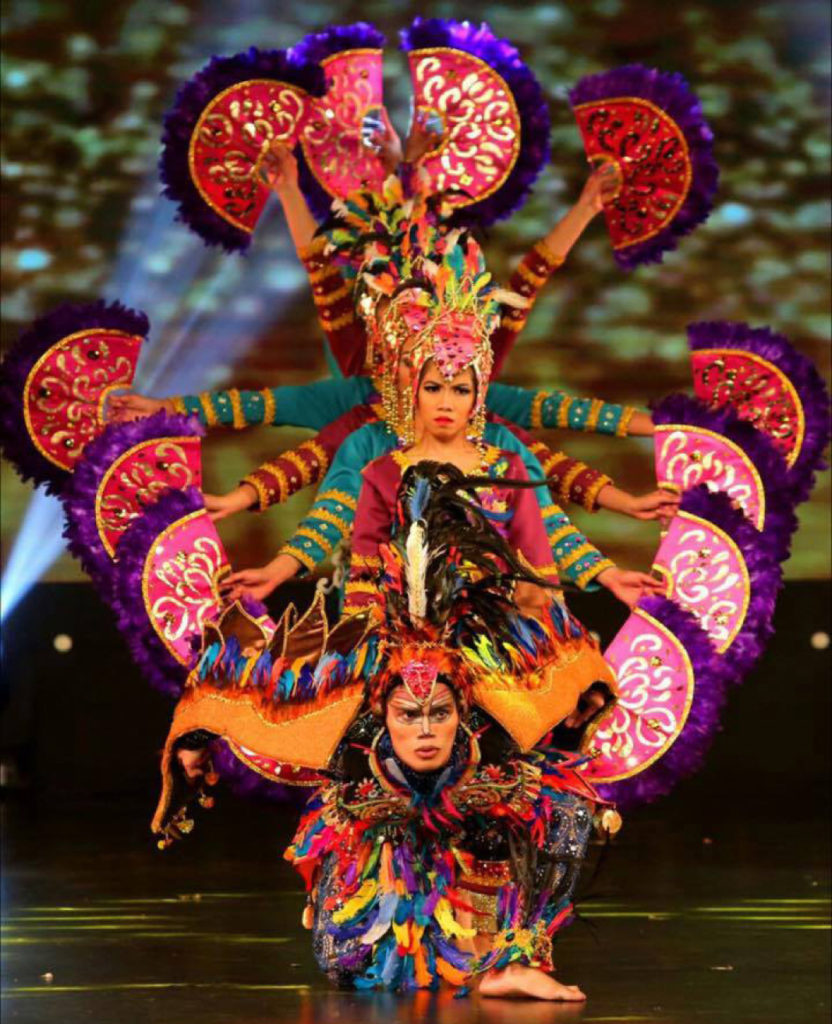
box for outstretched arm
[220,425,385,602]
[488,381,652,438]
[109,377,375,432]
[491,164,621,376]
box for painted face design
[385,680,459,773]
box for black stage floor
[1,795,829,1024]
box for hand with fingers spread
[597,565,666,609]
[107,392,172,423]
[203,484,258,522]
[219,552,302,603]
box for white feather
[405,522,429,623]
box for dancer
[215,229,671,606]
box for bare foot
[479,963,586,1001]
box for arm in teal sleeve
[279,423,393,572]
[484,422,615,591]
[177,377,375,431]
[487,381,633,436]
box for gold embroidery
[558,541,597,572]
[310,508,351,536]
[301,439,330,473]
[558,463,583,506]
[532,238,565,270]
[295,526,334,556]
[318,489,357,511]
[284,450,312,488]
[583,473,612,512]
[575,557,615,589]
[617,406,637,437]
[228,388,245,430]
[323,309,355,331]
[259,460,290,498]
[350,553,381,569]
[241,473,270,511]
[280,544,316,571]
[530,390,549,430]
[556,395,572,430]
[542,451,569,475]
[516,260,548,288]
[260,388,277,425]
[585,398,604,432]
[547,525,574,547]
[314,281,352,307]
[198,392,219,427]
[170,396,188,416]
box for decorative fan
[651,486,780,673]
[652,394,797,562]
[61,412,204,591]
[160,48,326,251]
[401,17,550,226]
[688,321,831,503]
[293,23,388,222]
[583,597,727,809]
[111,488,235,696]
[569,64,718,269]
[0,301,148,494]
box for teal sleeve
[178,377,375,431]
[487,382,629,436]
[484,422,613,591]
[280,423,393,575]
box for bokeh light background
[2,0,830,592]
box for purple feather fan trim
[652,393,798,562]
[0,301,149,494]
[688,321,831,504]
[60,412,205,593]
[160,48,326,252]
[568,64,718,270]
[210,740,304,805]
[597,596,729,810]
[679,485,782,679]
[400,17,550,227]
[292,23,387,223]
[111,487,207,698]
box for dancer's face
[416,362,476,442]
[385,681,459,772]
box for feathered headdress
[320,178,526,439]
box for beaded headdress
[324,179,523,442]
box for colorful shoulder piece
[293,23,388,222]
[400,17,550,226]
[150,602,374,838]
[61,412,204,592]
[688,321,831,503]
[160,48,325,251]
[569,64,718,269]
[0,301,148,494]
